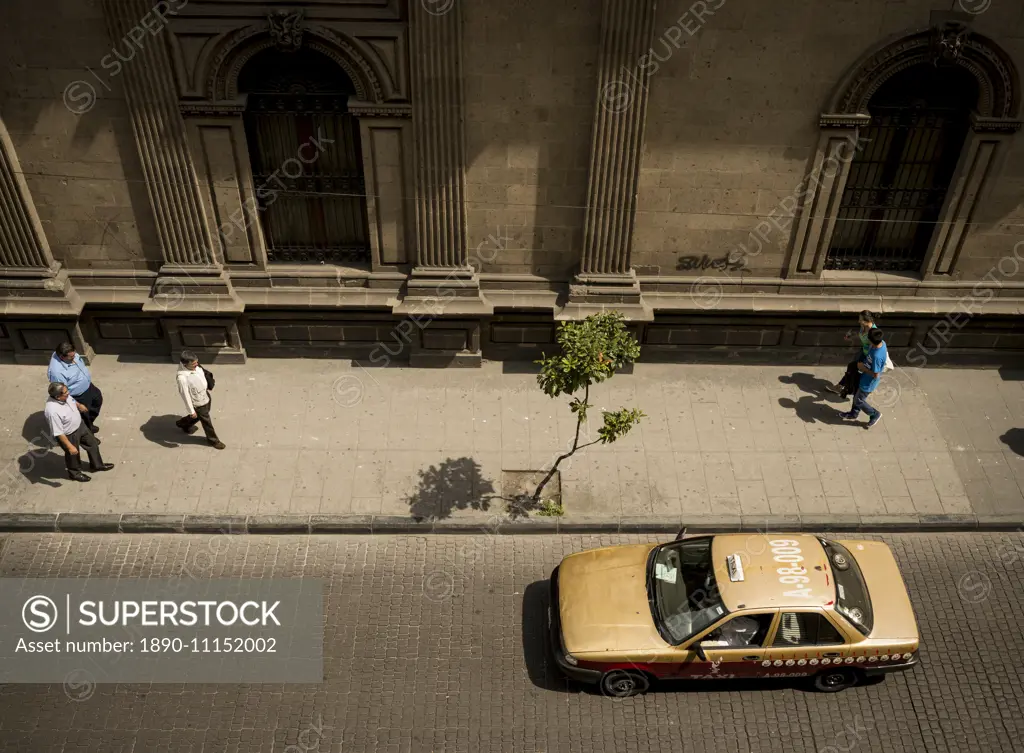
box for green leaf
[530,313,645,501]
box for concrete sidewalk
[1,356,1023,530]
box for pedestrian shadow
[778,372,841,400]
[21,411,55,449]
[778,396,852,425]
[405,457,497,520]
[15,448,67,488]
[16,412,64,488]
[521,580,576,694]
[1000,428,1024,457]
[777,372,850,425]
[139,414,206,448]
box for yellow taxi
[549,533,919,696]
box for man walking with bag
[839,328,889,429]
[47,341,103,433]
[175,350,225,449]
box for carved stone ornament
[933,21,969,66]
[268,9,304,52]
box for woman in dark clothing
[827,311,877,399]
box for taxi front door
[673,611,780,680]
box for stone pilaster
[922,115,1023,279]
[562,0,656,321]
[401,0,487,307]
[100,0,241,320]
[399,0,488,366]
[0,119,88,362]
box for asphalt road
[0,532,1021,753]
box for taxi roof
[710,534,835,612]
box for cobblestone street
[0,531,1021,752]
[3,358,1024,526]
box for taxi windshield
[822,540,874,635]
[647,537,727,644]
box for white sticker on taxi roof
[655,564,678,583]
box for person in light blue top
[47,342,103,433]
[839,328,887,429]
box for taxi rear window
[822,540,873,635]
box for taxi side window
[702,613,774,648]
[773,612,844,647]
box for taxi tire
[599,669,650,698]
[811,667,859,693]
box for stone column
[562,0,657,321]
[0,119,88,363]
[399,0,490,366]
[100,0,243,361]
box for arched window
[826,64,979,272]
[239,47,370,265]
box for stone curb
[0,513,1020,534]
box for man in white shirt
[44,382,115,482]
[175,350,225,450]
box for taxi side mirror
[694,643,707,661]
[675,527,688,541]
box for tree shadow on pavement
[1000,428,1024,456]
[521,580,576,694]
[139,414,206,449]
[405,457,497,521]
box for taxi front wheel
[812,668,859,692]
[599,670,650,698]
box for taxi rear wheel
[812,668,859,692]
[599,670,650,698]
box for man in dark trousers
[176,350,226,450]
[47,341,103,433]
[839,328,887,429]
[44,382,115,482]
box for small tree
[529,311,645,506]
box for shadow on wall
[405,457,496,521]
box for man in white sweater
[175,350,225,449]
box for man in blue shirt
[839,328,887,428]
[47,342,103,433]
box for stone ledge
[310,515,374,534]
[120,514,185,533]
[0,512,1016,533]
[54,513,122,532]
[183,515,248,534]
[0,513,58,531]
[247,515,311,534]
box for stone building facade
[0,0,1022,366]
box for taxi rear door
[761,608,854,678]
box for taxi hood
[556,543,666,654]
[838,539,919,641]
